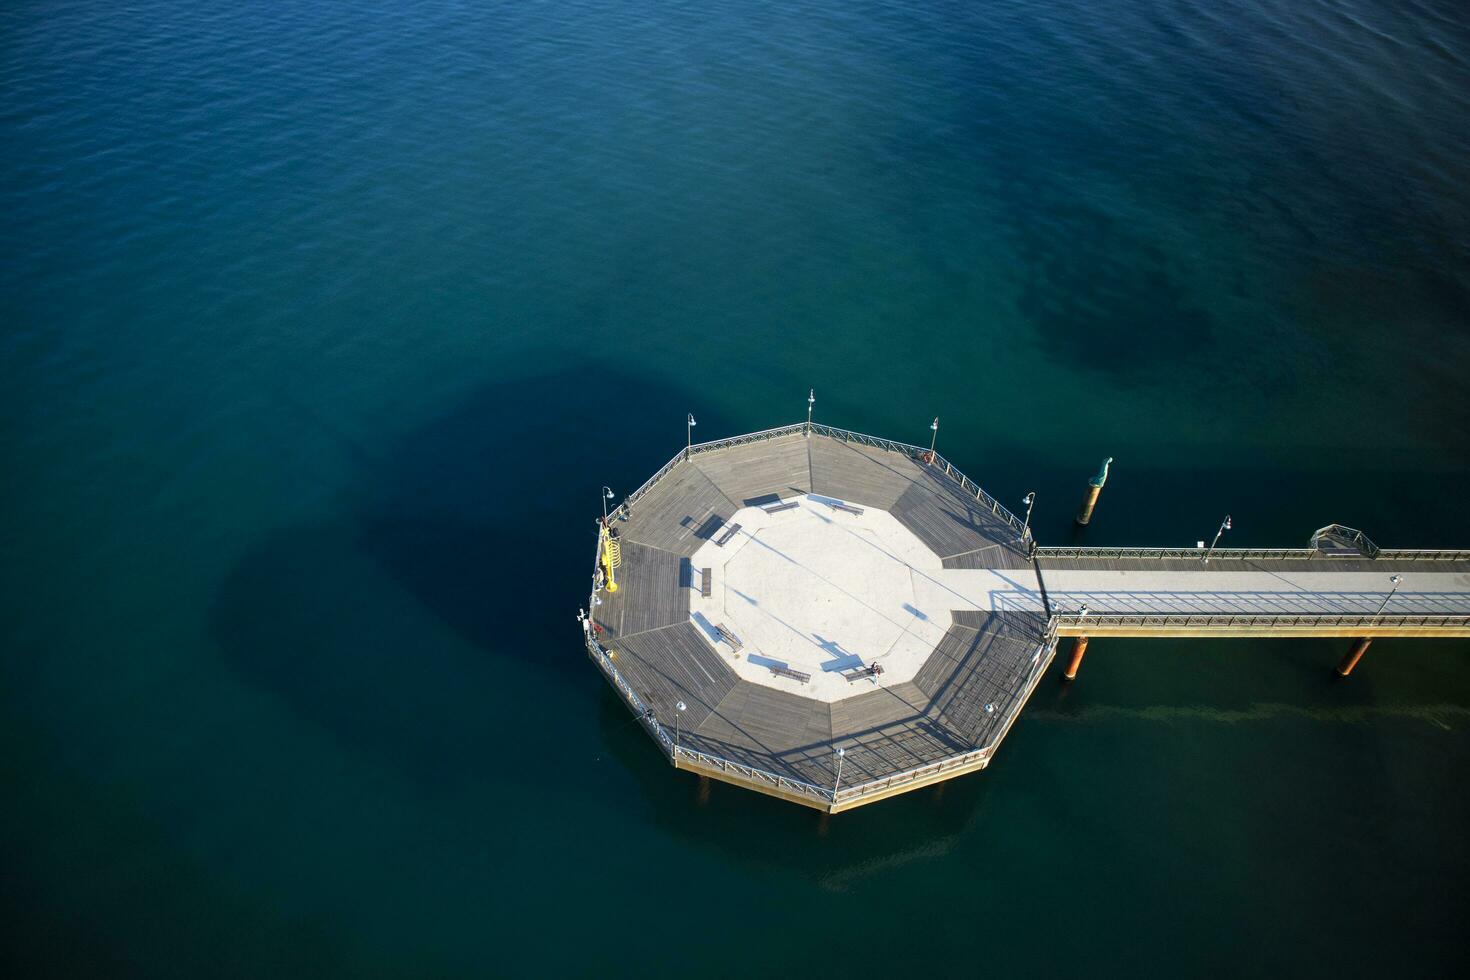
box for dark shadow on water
[210,356,740,786]
[1012,204,1216,376]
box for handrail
[1051,612,1470,630]
[612,418,1028,538]
[809,423,1030,537]
[1036,546,1470,562]
[583,616,1060,809]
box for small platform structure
[584,422,1049,813]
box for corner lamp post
[674,700,687,759]
[833,746,846,795]
[929,417,939,458]
[1202,515,1232,564]
[686,413,696,459]
[1022,491,1036,540]
[807,389,815,433]
[601,486,614,525]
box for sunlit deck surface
[593,431,1044,790]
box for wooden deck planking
[622,460,741,557]
[808,436,927,509]
[943,545,1031,571]
[598,540,688,638]
[610,622,738,730]
[828,681,928,732]
[913,615,1046,749]
[691,434,812,507]
[891,468,1029,566]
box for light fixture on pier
[601,486,614,525]
[675,700,687,756]
[833,745,846,794]
[1374,574,1404,620]
[1022,491,1036,540]
[1203,515,1232,563]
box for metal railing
[831,624,1058,804]
[1051,611,1470,632]
[672,745,835,805]
[614,418,1028,538]
[583,618,1060,810]
[1036,546,1470,562]
[808,422,1029,537]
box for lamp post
[929,417,939,458]
[1022,491,1036,540]
[686,414,696,459]
[1373,574,1403,621]
[807,389,815,433]
[833,746,846,795]
[1202,515,1232,564]
[601,486,614,525]
[675,700,687,759]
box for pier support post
[1075,457,1113,525]
[1063,636,1089,681]
[1336,637,1372,677]
[1076,485,1101,525]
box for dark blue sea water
[3,1,1469,975]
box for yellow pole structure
[600,524,620,593]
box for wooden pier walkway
[583,420,1470,813]
[1034,548,1470,637]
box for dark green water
[3,1,1469,975]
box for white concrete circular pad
[689,495,985,702]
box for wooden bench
[700,567,712,598]
[714,522,742,546]
[768,664,811,683]
[714,623,743,651]
[830,502,865,516]
[843,663,884,682]
[762,500,799,514]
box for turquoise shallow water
[3,0,1469,975]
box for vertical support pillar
[1063,636,1089,681]
[1076,457,1113,525]
[1336,637,1372,677]
[1076,485,1102,525]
